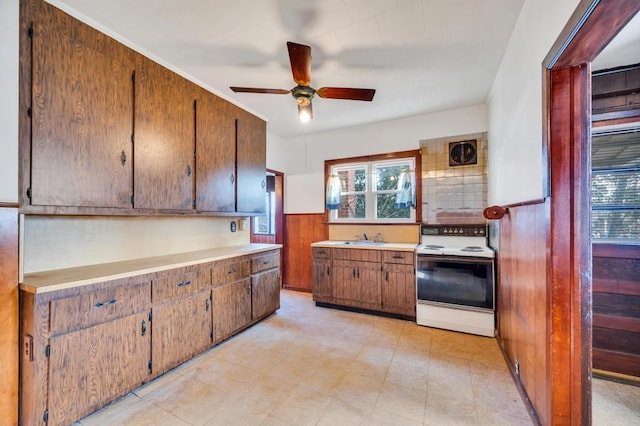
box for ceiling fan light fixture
[298,102,313,123]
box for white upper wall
[487,0,581,206]
[0,0,19,203]
[276,105,488,214]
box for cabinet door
[213,279,252,343]
[195,90,236,212]
[47,312,150,426]
[332,259,360,303]
[152,289,213,376]
[236,108,266,213]
[134,56,196,210]
[358,261,382,309]
[382,263,416,317]
[31,10,134,208]
[312,257,332,302]
[252,269,280,320]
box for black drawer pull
[94,298,117,308]
[141,319,147,336]
[386,271,389,281]
[262,261,270,265]
[177,280,191,287]
[228,268,237,274]
[392,255,404,259]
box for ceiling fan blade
[316,87,376,101]
[230,87,290,95]
[287,41,311,86]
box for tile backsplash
[420,132,487,224]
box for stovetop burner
[417,224,494,258]
[461,246,484,252]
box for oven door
[416,255,494,310]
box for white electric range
[415,224,495,337]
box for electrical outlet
[515,359,520,376]
[24,334,33,361]
[230,221,237,232]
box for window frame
[325,150,422,224]
[590,125,640,242]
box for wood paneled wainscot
[19,244,281,426]
[592,243,640,379]
[311,242,416,319]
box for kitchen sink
[341,240,384,246]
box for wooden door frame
[249,169,285,285]
[543,1,640,424]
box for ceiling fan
[230,41,376,123]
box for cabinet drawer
[213,259,250,287]
[153,269,211,302]
[333,248,381,262]
[312,247,331,259]
[50,281,151,335]
[383,251,415,265]
[251,251,280,274]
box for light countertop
[21,243,282,294]
[311,240,417,251]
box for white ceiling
[48,1,639,139]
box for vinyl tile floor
[76,290,640,425]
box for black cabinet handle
[230,174,235,184]
[262,261,270,265]
[120,150,127,166]
[386,271,389,281]
[186,164,192,177]
[141,319,147,336]
[177,280,191,287]
[228,268,237,274]
[352,268,355,278]
[205,298,210,312]
[326,266,330,276]
[94,298,117,308]
[357,269,360,279]
[392,255,403,259]
[246,283,251,294]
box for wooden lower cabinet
[312,247,415,318]
[20,248,281,426]
[213,279,252,343]
[47,312,151,426]
[252,269,280,320]
[152,289,213,376]
[312,247,332,303]
[381,263,415,317]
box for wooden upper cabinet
[195,89,236,212]
[29,4,135,208]
[134,56,196,210]
[235,108,267,214]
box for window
[328,157,416,223]
[591,127,640,240]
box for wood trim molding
[547,63,593,426]
[0,206,19,425]
[502,198,547,209]
[544,0,640,69]
[593,243,640,259]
